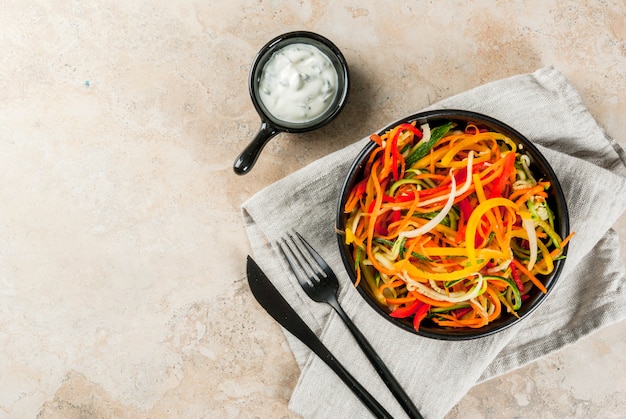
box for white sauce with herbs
[258,43,338,123]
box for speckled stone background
[0,1,624,418]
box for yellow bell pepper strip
[465,197,519,265]
[395,257,489,282]
[534,238,554,275]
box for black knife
[246,256,393,419]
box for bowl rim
[336,109,570,340]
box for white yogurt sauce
[258,43,338,124]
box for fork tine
[278,237,310,286]
[280,232,327,281]
[294,232,329,278]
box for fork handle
[305,334,394,419]
[329,299,425,419]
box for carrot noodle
[342,120,573,331]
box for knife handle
[303,333,394,419]
[246,257,392,418]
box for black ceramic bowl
[336,109,570,340]
[234,31,349,175]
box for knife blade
[246,256,393,419]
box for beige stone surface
[0,1,624,418]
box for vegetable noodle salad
[342,120,574,331]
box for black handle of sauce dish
[233,121,280,175]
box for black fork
[279,232,424,419]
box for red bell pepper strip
[488,151,516,199]
[367,195,395,213]
[353,178,368,197]
[374,213,390,235]
[391,209,402,224]
[370,197,400,236]
[344,178,368,212]
[458,196,473,220]
[510,260,525,292]
[390,129,402,181]
[454,306,473,319]
[374,219,387,236]
[413,302,431,331]
[389,299,431,331]
[394,192,417,203]
[390,124,422,181]
[390,299,424,318]
[465,125,490,135]
[378,210,402,236]
[453,197,473,242]
[398,123,424,140]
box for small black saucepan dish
[233,31,350,175]
[336,109,570,340]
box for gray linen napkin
[241,66,626,418]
